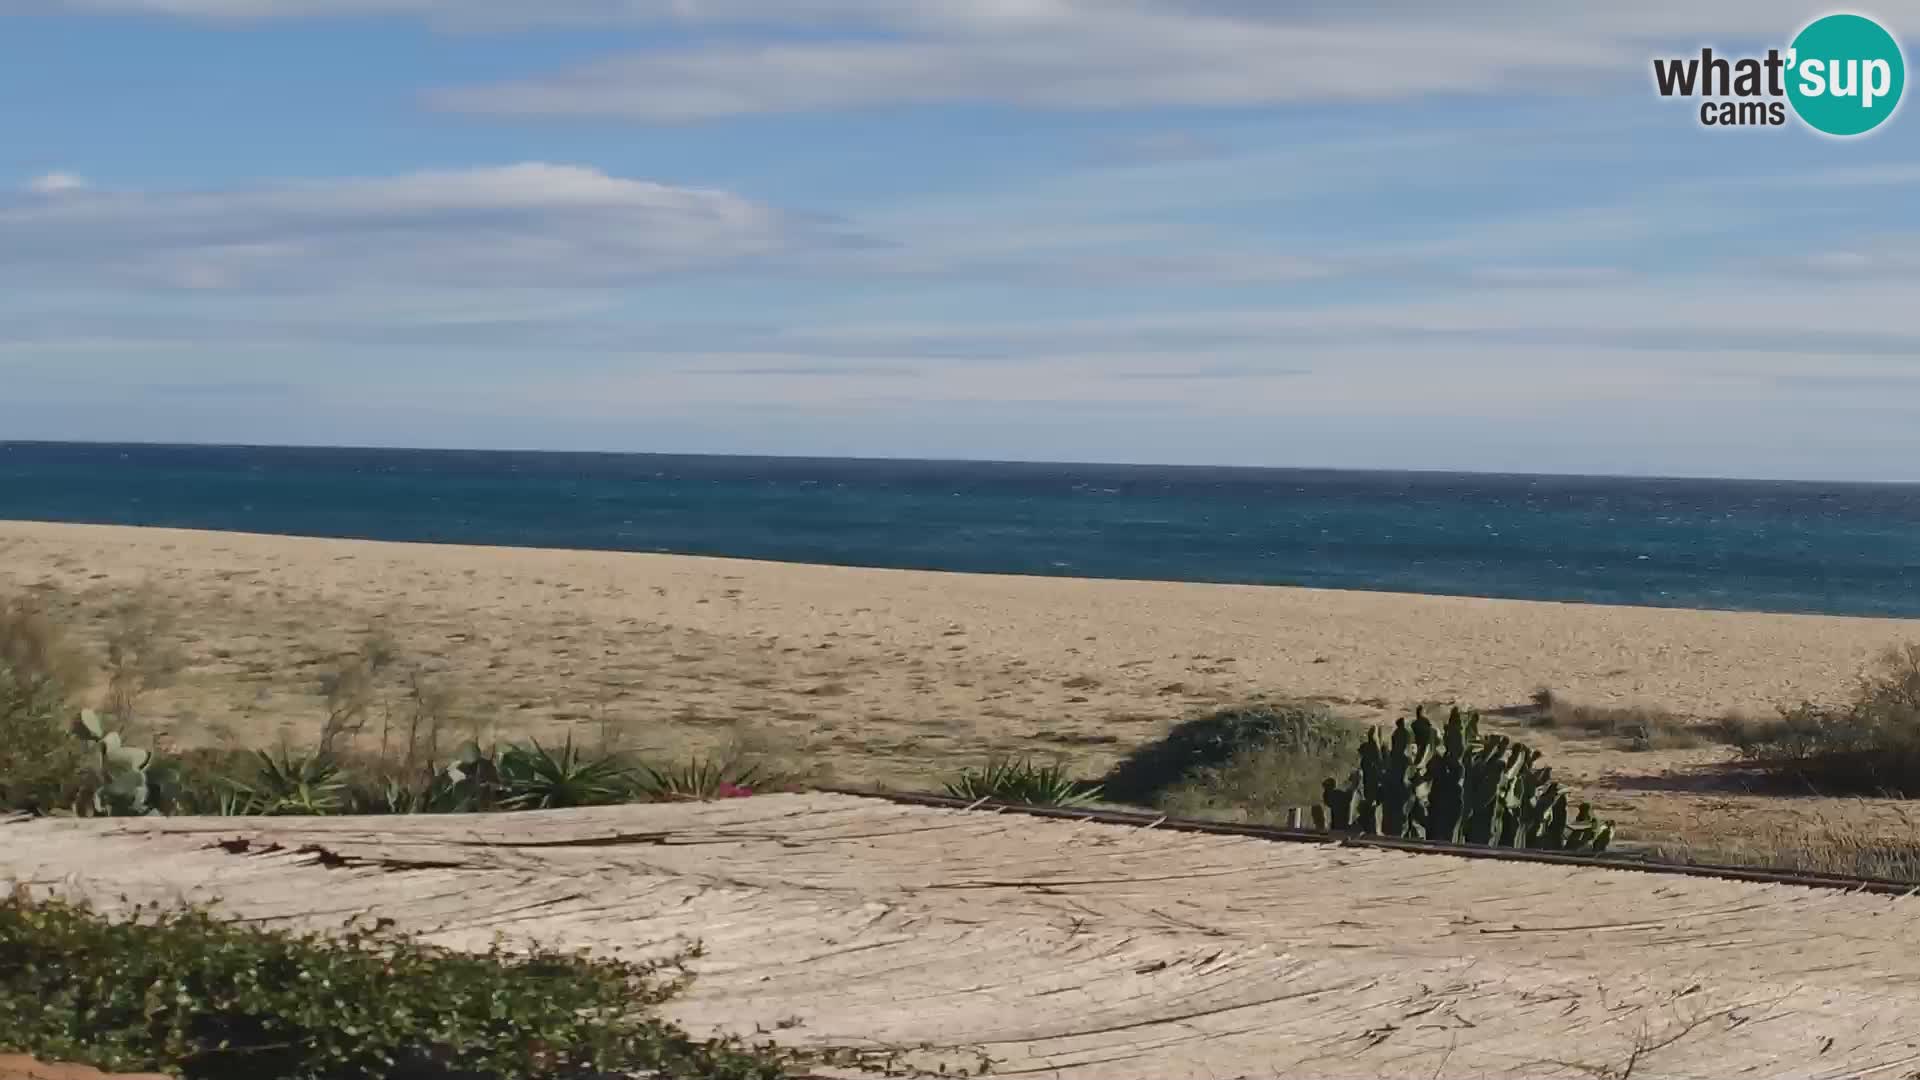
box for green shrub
[1727,644,1920,794]
[1153,711,1360,824]
[1099,703,1356,808]
[945,757,1101,807]
[0,888,800,1080]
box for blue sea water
[3,441,1918,618]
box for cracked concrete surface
[6,794,1920,1080]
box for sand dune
[3,520,1912,755]
[5,519,1920,850]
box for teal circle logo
[1787,13,1906,136]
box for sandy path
[7,794,1919,1080]
[2,520,1915,792]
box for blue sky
[3,1,1918,480]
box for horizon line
[7,438,1918,489]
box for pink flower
[715,782,754,799]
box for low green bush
[1099,703,1357,809]
[1152,710,1359,824]
[0,888,800,1080]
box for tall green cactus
[1319,706,1612,854]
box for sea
[2,441,1918,619]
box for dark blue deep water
[4,441,1918,618]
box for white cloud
[18,0,1849,116]
[1468,266,1628,286]
[1797,237,1920,277]
[430,19,1631,119]
[26,171,89,194]
[17,0,1830,32]
[11,266,1920,478]
[0,159,1363,294]
[1085,130,1231,165]
[0,163,797,290]
[749,276,1920,363]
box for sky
[2,2,1919,481]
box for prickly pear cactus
[1418,708,1465,842]
[1319,706,1612,854]
[70,708,163,817]
[1319,776,1353,831]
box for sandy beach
[5,516,1916,770]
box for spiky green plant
[222,748,350,816]
[945,757,1102,808]
[495,736,636,810]
[633,755,781,802]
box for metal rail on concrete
[820,786,1920,898]
[14,796,1920,898]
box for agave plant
[633,755,782,802]
[224,748,350,816]
[494,736,635,810]
[945,757,1102,808]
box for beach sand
[5,519,1919,847]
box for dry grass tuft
[1526,687,1714,751]
[1641,803,1920,884]
[98,588,184,733]
[1720,645,1920,795]
[0,594,92,813]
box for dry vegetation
[1639,806,1920,881]
[0,595,91,813]
[10,576,1920,881]
[1717,644,1920,795]
[0,588,802,820]
[1522,687,1715,750]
